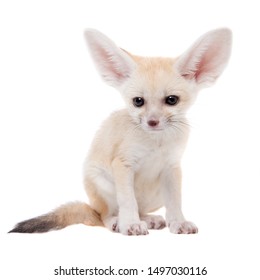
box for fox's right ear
[84,29,136,88]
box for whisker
[166,115,190,135]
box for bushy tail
[8,202,103,233]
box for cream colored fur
[9,28,232,235]
[83,28,232,235]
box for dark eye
[133,97,145,107]
[165,95,179,106]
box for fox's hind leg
[102,216,119,232]
[141,215,166,229]
[84,176,120,232]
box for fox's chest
[132,138,183,213]
[136,147,170,176]
[133,148,170,213]
[133,136,182,176]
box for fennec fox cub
[9,28,232,235]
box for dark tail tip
[8,216,58,234]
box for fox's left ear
[176,28,232,88]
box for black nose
[148,120,159,127]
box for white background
[0,0,259,279]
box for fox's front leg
[163,167,198,234]
[112,158,148,235]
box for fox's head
[84,28,232,132]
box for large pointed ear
[176,28,232,88]
[84,29,136,88]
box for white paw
[103,216,119,232]
[120,221,149,236]
[141,215,166,229]
[169,221,198,234]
